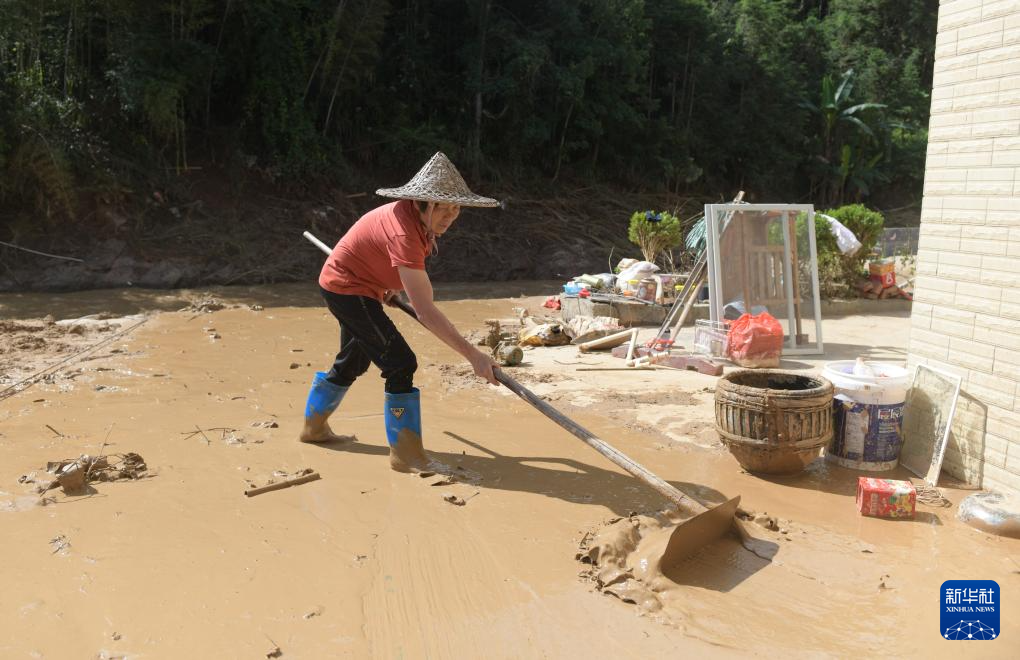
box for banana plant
[839,143,886,204]
[801,68,886,204]
[803,69,886,162]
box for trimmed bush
[628,210,682,264]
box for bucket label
[832,400,904,463]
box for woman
[300,152,500,472]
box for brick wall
[909,0,1020,494]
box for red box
[857,477,916,519]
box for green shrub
[816,204,884,297]
[628,210,682,264]
[784,204,883,298]
[823,204,884,258]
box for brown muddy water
[0,283,1017,659]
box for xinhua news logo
[941,580,1000,640]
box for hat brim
[375,187,499,208]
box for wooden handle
[493,368,706,515]
[245,472,321,497]
[671,272,707,336]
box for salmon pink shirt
[319,200,430,301]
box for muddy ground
[1,283,1017,659]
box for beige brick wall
[909,0,1020,494]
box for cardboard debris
[442,493,466,506]
[519,322,571,347]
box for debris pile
[22,452,149,495]
[856,258,912,300]
[178,293,229,313]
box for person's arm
[397,266,498,385]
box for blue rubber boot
[305,372,348,419]
[385,388,428,472]
[299,372,349,443]
[384,388,421,445]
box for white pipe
[625,329,639,361]
[627,349,670,368]
[577,328,636,353]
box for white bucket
[823,361,910,471]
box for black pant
[320,287,417,394]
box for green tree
[0,0,940,238]
[822,0,937,205]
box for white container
[824,360,910,471]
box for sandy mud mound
[176,292,263,314]
[0,314,146,401]
[1,318,76,373]
[577,512,685,614]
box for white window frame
[705,203,824,355]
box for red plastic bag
[726,312,783,368]
[542,295,561,310]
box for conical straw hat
[376,152,499,208]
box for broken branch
[245,471,321,497]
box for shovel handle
[302,230,707,515]
[492,369,707,515]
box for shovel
[303,231,753,566]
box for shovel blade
[660,496,741,569]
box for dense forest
[0,0,937,288]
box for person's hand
[468,348,499,386]
[382,290,399,307]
